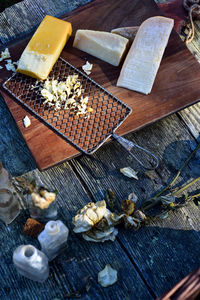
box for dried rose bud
[121,199,135,215]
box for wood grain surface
[1,0,200,170]
[0,1,199,300]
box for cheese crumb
[0,48,11,62]
[82,61,93,75]
[5,59,16,72]
[23,115,31,128]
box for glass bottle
[38,220,69,261]
[13,244,49,282]
[0,162,20,224]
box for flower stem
[152,141,200,199]
[172,177,200,197]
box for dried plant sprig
[141,141,200,212]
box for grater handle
[112,133,159,170]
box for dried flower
[121,199,135,215]
[73,200,123,242]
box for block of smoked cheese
[17,15,72,80]
[73,30,129,66]
[117,16,174,94]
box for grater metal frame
[3,57,132,155]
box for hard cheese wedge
[17,15,72,80]
[73,30,129,66]
[117,16,174,95]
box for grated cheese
[40,75,92,115]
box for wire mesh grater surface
[3,58,132,154]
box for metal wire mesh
[3,58,132,154]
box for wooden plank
[1,0,200,170]
[0,166,153,300]
[70,114,200,298]
[157,268,200,300]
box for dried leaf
[98,264,118,287]
[128,192,138,203]
[120,167,138,180]
[124,215,140,230]
[106,189,116,209]
[121,199,135,215]
[160,195,175,205]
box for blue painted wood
[0,1,199,299]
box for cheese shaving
[5,59,16,72]
[82,61,93,75]
[23,115,31,128]
[40,75,91,115]
[0,48,11,62]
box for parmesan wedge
[73,30,129,66]
[117,16,174,95]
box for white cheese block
[117,16,174,95]
[73,30,129,66]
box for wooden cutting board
[1,0,200,170]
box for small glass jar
[38,220,69,261]
[0,188,20,224]
[0,162,12,190]
[13,244,49,282]
[0,162,20,224]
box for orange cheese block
[17,15,72,80]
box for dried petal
[128,192,138,203]
[124,215,139,229]
[98,264,118,287]
[120,167,138,180]
[121,199,135,215]
[160,195,175,205]
[109,212,124,225]
[83,227,118,242]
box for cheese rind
[17,15,72,80]
[73,30,129,66]
[117,16,174,94]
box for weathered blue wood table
[0,0,199,299]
